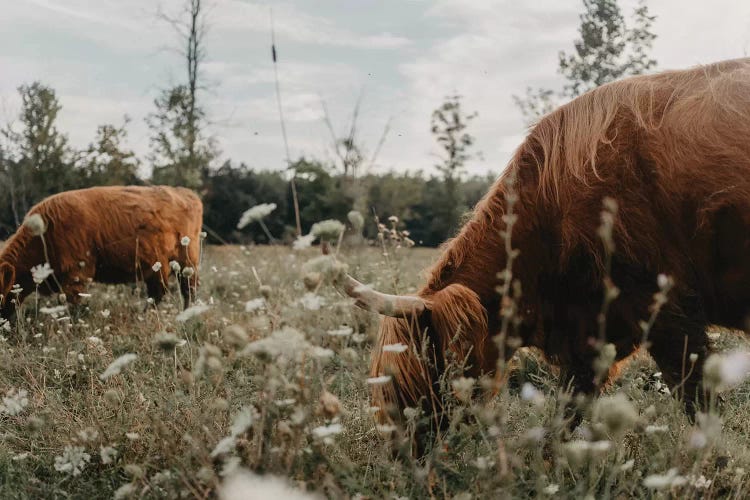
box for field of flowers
[0,241,750,499]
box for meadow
[0,242,749,499]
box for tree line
[0,0,655,247]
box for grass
[0,243,749,499]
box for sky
[2,0,749,178]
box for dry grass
[0,244,749,499]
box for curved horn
[342,275,426,317]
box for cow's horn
[342,275,426,317]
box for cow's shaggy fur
[371,58,750,422]
[0,186,203,318]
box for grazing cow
[344,58,750,424]
[0,186,203,320]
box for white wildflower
[292,234,315,251]
[170,260,181,273]
[113,482,137,500]
[152,262,162,272]
[219,468,318,500]
[643,468,687,489]
[366,375,392,385]
[77,427,99,442]
[31,263,53,284]
[40,305,67,317]
[54,445,91,476]
[327,326,353,337]
[100,353,138,380]
[451,376,475,403]
[0,388,29,415]
[125,432,140,441]
[382,343,408,353]
[311,423,343,439]
[543,484,560,495]
[237,203,277,229]
[0,318,10,333]
[24,213,46,236]
[620,459,635,471]
[176,304,210,322]
[211,407,254,457]
[376,424,397,434]
[347,210,365,231]
[520,382,545,407]
[101,309,111,318]
[704,350,750,391]
[100,445,118,464]
[299,293,324,311]
[310,219,345,242]
[645,424,669,434]
[688,475,712,490]
[244,298,265,313]
[181,236,191,247]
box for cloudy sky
[2,0,749,177]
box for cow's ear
[0,262,15,291]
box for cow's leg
[647,300,710,419]
[178,273,198,309]
[145,274,167,307]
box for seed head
[24,214,46,236]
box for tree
[515,0,657,122]
[428,94,479,241]
[148,0,217,189]
[2,82,78,224]
[80,119,140,186]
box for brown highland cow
[344,58,750,424]
[0,186,203,320]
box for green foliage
[515,0,657,123]
[80,120,140,186]
[147,85,217,190]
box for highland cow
[344,58,750,424]
[0,186,203,320]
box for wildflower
[451,377,475,403]
[292,234,315,251]
[643,468,687,489]
[301,255,348,282]
[219,468,317,500]
[592,393,638,436]
[703,351,750,391]
[77,427,99,442]
[224,325,249,349]
[244,298,265,313]
[311,346,334,361]
[366,375,392,385]
[347,210,365,231]
[543,484,560,495]
[327,326,353,337]
[241,327,312,364]
[318,390,342,419]
[620,459,635,471]
[311,423,343,439]
[154,332,182,352]
[40,305,67,317]
[473,456,495,470]
[520,382,545,407]
[54,445,91,476]
[645,424,669,434]
[100,353,138,380]
[299,293,324,311]
[211,407,254,457]
[182,267,195,278]
[170,261,181,273]
[31,263,53,284]
[100,445,118,464]
[181,236,191,247]
[688,475,712,490]
[0,318,9,333]
[101,309,111,318]
[383,342,408,353]
[376,424,397,435]
[0,388,29,415]
[237,203,277,229]
[387,215,399,224]
[125,432,140,441]
[152,262,162,272]
[303,272,322,291]
[310,219,345,242]
[176,304,210,322]
[24,213,46,236]
[113,483,137,500]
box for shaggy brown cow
[345,58,750,423]
[0,186,203,319]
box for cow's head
[343,275,496,423]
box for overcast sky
[2,0,749,177]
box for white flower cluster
[237,203,277,229]
[54,445,91,476]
